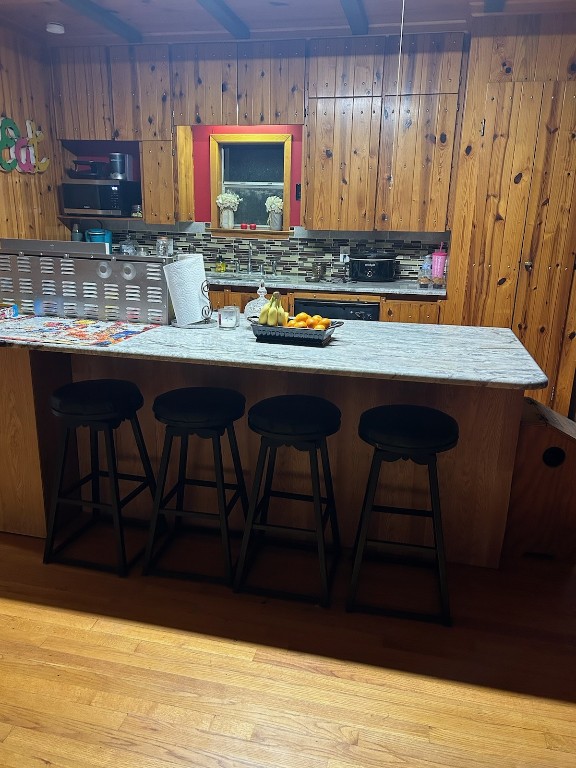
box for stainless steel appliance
[61,179,142,217]
[349,252,397,282]
[293,297,380,321]
[109,152,134,180]
[0,238,173,325]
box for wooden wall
[444,15,576,410]
[0,28,66,240]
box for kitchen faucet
[247,241,253,274]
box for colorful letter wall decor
[0,117,50,174]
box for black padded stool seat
[234,395,341,607]
[359,405,459,455]
[348,404,459,626]
[153,387,245,430]
[51,379,144,423]
[43,378,155,577]
[143,386,248,584]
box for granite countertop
[206,273,445,297]
[0,316,547,390]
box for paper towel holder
[170,280,216,328]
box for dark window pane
[223,144,284,182]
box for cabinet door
[380,300,440,323]
[51,47,113,140]
[140,141,175,224]
[172,42,238,126]
[303,97,381,231]
[375,93,458,232]
[110,45,171,140]
[140,130,194,224]
[209,291,227,311]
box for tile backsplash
[111,226,450,281]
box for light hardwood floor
[0,532,574,768]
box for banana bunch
[258,291,288,327]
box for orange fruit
[295,312,310,322]
[306,317,318,328]
[286,319,297,327]
[320,317,331,328]
[294,320,308,328]
[316,320,330,330]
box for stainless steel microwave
[61,180,142,217]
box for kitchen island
[0,317,547,567]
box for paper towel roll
[163,255,211,326]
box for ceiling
[2,0,575,47]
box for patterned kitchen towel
[0,316,156,347]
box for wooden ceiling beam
[59,0,142,42]
[196,0,250,39]
[339,0,369,35]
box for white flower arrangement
[216,192,242,211]
[265,195,283,213]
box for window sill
[209,227,291,240]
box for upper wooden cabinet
[140,127,195,225]
[51,47,113,140]
[172,42,238,126]
[172,40,305,126]
[303,33,464,231]
[109,45,172,141]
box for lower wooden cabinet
[211,287,442,323]
[380,299,441,323]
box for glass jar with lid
[244,282,270,321]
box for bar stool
[143,386,248,584]
[43,379,156,577]
[347,404,459,625]
[233,394,341,607]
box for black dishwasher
[293,298,380,321]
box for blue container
[85,228,112,245]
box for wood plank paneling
[110,44,171,140]
[0,28,66,240]
[50,47,113,140]
[376,93,458,231]
[270,40,305,124]
[303,98,336,229]
[554,266,576,417]
[512,80,576,406]
[464,81,543,328]
[237,41,272,125]
[140,140,175,224]
[173,126,194,222]
[171,43,237,126]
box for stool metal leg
[309,445,329,607]
[347,449,383,610]
[103,425,127,577]
[233,439,268,592]
[428,455,451,626]
[130,414,156,500]
[211,433,233,584]
[143,429,174,574]
[227,424,249,518]
[89,426,101,519]
[43,425,71,564]
[320,438,340,554]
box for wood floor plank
[0,533,574,768]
